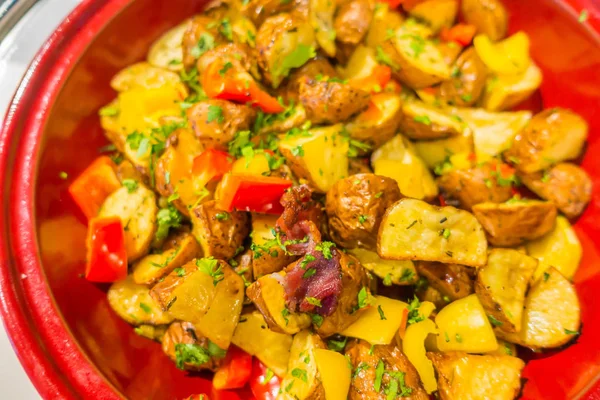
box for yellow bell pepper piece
[231,152,271,176]
[435,294,498,353]
[473,32,531,75]
[419,301,436,319]
[314,349,352,400]
[117,85,182,132]
[341,296,408,345]
[403,319,438,393]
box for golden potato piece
[99,185,157,261]
[181,15,223,69]
[348,248,417,286]
[325,174,401,250]
[378,198,488,267]
[279,331,327,400]
[428,352,524,400]
[505,108,589,173]
[520,163,592,219]
[399,101,463,140]
[110,62,184,93]
[461,0,508,41]
[108,275,173,326]
[407,0,458,33]
[309,0,336,55]
[147,21,187,71]
[415,261,473,301]
[250,214,296,278]
[475,249,537,333]
[149,259,197,310]
[299,79,371,125]
[439,47,487,107]
[162,321,223,371]
[497,267,581,349]
[472,200,557,247]
[412,129,474,169]
[365,4,404,49]
[334,0,372,45]
[482,62,543,111]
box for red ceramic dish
[0,0,599,399]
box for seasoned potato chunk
[399,101,463,140]
[475,249,537,332]
[279,331,327,400]
[406,0,458,33]
[108,275,174,326]
[413,129,474,169]
[345,340,429,400]
[334,0,373,45]
[415,261,473,301]
[147,22,187,71]
[99,185,157,261]
[250,214,296,278]
[326,174,401,250]
[505,108,589,173]
[519,163,592,219]
[162,321,224,371]
[439,47,487,107]
[283,56,338,101]
[365,4,404,49]
[378,199,488,267]
[348,248,417,286]
[472,200,557,247]
[309,0,336,56]
[181,15,223,69]
[497,268,581,349]
[428,352,524,400]
[110,62,185,93]
[461,0,508,41]
[482,62,543,111]
[299,79,371,124]
[191,200,249,260]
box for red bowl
[0,0,599,398]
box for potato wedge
[108,275,173,326]
[435,294,498,353]
[334,0,372,45]
[371,135,439,200]
[299,79,371,125]
[147,21,187,71]
[149,259,197,310]
[439,47,487,107]
[399,101,463,140]
[132,232,200,285]
[325,174,401,250]
[505,108,589,173]
[182,15,225,69]
[250,214,296,278]
[365,4,404,49]
[378,198,488,267]
[461,0,508,41]
[99,185,157,261]
[415,261,473,301]
[134,324,167,342]
[526,216,582,281]
[482,62,543,111]
[412,129,474,169]
[162,321,223,371]
[485,340,518,358]
[472,200,557,247]
[407,0,458,33]
[190,200,249,260]
[283,56,339,101]
[475,249,537,333]
[519,163,592,219]
[231,311,292,376]
[428,352,524,400]
[278,331,327,400]
[348,248,417,286]
[497,268,581,349]
[110,62,185,93]
[279,125,349,193]
[309,0,336,55]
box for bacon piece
[276,185,323,242]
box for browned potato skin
[299,79,371,124]
[348,158,373,175]
[242,0,295,27]
[187,100,256,149]
[326,174,402,250]
[282,57,339,101]
[315,253,372,337]
[191,200,249,260]
[416,284,448,309]
[461,0,508,41]
[162,321,223,371]
[519,163,592,219]
[333,0,373,45]
[472,201,557,247]
[150,260,198,310]
[415,261,474,301]
[182,16,224,69]
[439,47,487,107]
[399,106,462,141]
[197,43,260,78]
[345,340,429,400]
[245,276,285,333]
[232,249,254,284]
[252,250,296,279]
[116,160,145,184]
[437,165,513,211]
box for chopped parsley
[357,287,371,310]
[281,308,290,326]
[383,273,393,286]
[455,334,463,343]
[407,296,425,325]
[374,360,385,391]
[310,313,324,327]
[215,211,230,221]
[262,368,275,384]
[122,179,138,193]
[207,105,225,123]
[306,297,322,307]
[196,257,224,286]
[413,115,432,125]
[315,241,336,259]
[565,328,579,335]
[504,343,514,356]
[375,46,400,71]
[399,268,415,282]
[579,9,589,23]
[291,368,308,383]
[353,362,369,379]
[327,336,348,352]
[303,268,317,278]
[190,32,215,59]
[441,228,451,239]
[300,254,316,269]
[488,315,504,327]
[174,267,186,277]
[358,215,368,224]
[99,105,119,117]
[219,62,233,76]
[174,343,211,370]
[273,44,316,83]
[155,205,183,242]
[406,220,418,229]
[375,191,383,199]
[218,18,234,41]
[543,272,550,282]
[139,302,152,313]
[541,170,551,183]
[377,305,387,320]
[208,341,227,358]
[291,145,305,157]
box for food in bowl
[66,0,592,398]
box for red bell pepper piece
[350,65,391,94]
[217,174,293,214]
[398,307,409,339]
[202,59,284,114]
[68,156,121,219]
[249,359,282,400]
[192,149,234,187]
[85,216,127,282]
[439,195,447,207]
[213,346,253,390]
[440,24,477,46]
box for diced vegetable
[117,86,183,133]
[365,4,404,48]
[216,174,293,214]
[249,358,282,400]
[412,129,474,169]
[313,349,352,400]
[399,101,464,140]
[407,0,459,33]
[250,214,295,277]
[309,0,336,56]
[461,0,508,41]
[85,216,128,282]
[107,275,173,325]
[348,248,417,286]
[482,62,543,111]
[192,149,234,188]
[110,62,185,93]
[278,331,326,400]
[341,296,409,344]
[147,22,187,71]
[231,152,271,176]
[403,319,438,393]
[473,32,531,75]
[440,23,477,46]
[213,346,253,390]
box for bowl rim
[0,0,599,399]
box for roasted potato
[473,32,531,76]
[378,199,488,267]
[519,163,592,219]
[110,62,185,93]
[497,268,581,349]
[415,261,473,302]
[439,47,487,107]
[309,0,336,56]
[416,285,448,309]
[182,15,230,69]
[472,200,557,247]
[407,0,458,33]
[334,0,373,45]
[134,324,168,342]
[108,275,174,326]
[412,129,474,169]
[149,259,197,309]
[231,311,292,376]
[247,273,313,335]
[187,100,256,149]
[348,248,417,286]
[505,108,589,173]
[345,340,429,400]
[399,101,463,140]
[250,213,296,277]
[162,321,223,371]
[371,135,439,201]
[279,125,349,193]
[461,0,508,41]
[325,174,401,250]
[98,185,157,261]
[147,21,188,71]
[283,57,339,101]
[190,200,249,260]
[475,249,537,333]
[482,62,543,111]
[299,79,371,124]
[196,42,260,79]
[242,0,295,27]
[437,164,514,211]
[428,352,524,400]
[348,158,373,175]
[365,4,404,49]
[132,231,201,285]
